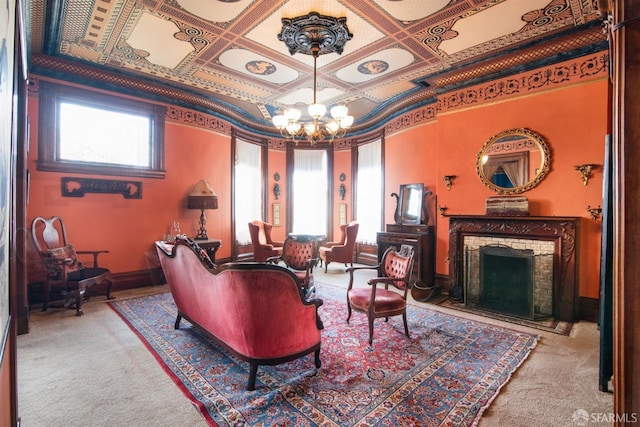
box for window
[291,149,328,236]
[37,81,166,178]
[234,138,263,245]
[356,139,382,243]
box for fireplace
[448,215,580,322]
[464,243,554,320]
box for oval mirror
[476,128,551,195]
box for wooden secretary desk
[376,183,436,288]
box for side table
[195,238,222,263]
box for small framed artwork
[273,203,281,226]
[339,203,347,225]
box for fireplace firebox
[479,245,534,318]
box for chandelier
[272,12,354,145]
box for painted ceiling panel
[439,0,554,55]
[30,0,605,136]
[126,12,194,69]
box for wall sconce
[339,172,346,200]
[273,172,281,199]
[574,164,596,186]
[438,205,448,217]
[187,179,218,240]
[587,205,602,221]
[442,175,456,191]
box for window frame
[37,81,166,178]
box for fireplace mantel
[447,215,580,322]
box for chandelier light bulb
[284,107,302,121]
[272,114,287,129]
[308,103,326,119]
[326,120,340,134]
[330,105,348,119]
[286,121,302,134]
[304,122,317,135]
[341,115,354,128]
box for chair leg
[247,362,258,391]
[368,316,374,345]
[42,282,51,312]
[74,291,83,316]
[106,276,114,300]
[324,261,329,273]
[403,313,410,338]
[346,302,352,324]
[314,349,321,368]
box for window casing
[37,81,166,178]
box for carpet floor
[429,295,574,336]
[109,283,538,426]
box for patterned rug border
[109,282,539,426]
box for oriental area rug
[109,284,538,426]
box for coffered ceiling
[29,0,605,137]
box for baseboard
[579,296,599,323]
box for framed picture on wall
[273,203,281,227]
[339,203,347,225]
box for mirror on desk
[392,183,430,225]
[476,128,551,195]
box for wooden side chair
[345,245,415,345]
[31,216,114,316]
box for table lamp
[187,179,218,240]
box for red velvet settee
[155,237,323,390]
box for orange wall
[386,78,608,298]
[26,65,608,299]
[267,149,287,242]
[332,149,352,240]
[27,95,232,273]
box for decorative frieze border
[28,51,608,144]
[384,51,609,136]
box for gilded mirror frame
[476,128,551,195]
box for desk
[195,238,222,263]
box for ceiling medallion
[277,12,353,56]
[273,12,354,145]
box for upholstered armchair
[248,220,284,262]
[318,221,359,272]
[346,245,415,345]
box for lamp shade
[187,179,218,210]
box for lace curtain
[234,138,262,245]
[292,149,328,236]
[356,139,382,244]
